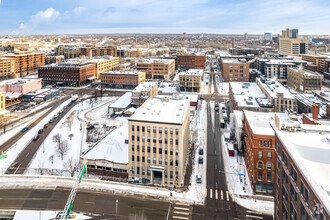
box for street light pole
[115,199,118,219]
[166,202,173,220]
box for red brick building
[177,54,206,71]
[243,110,276,195]
[221,59,249,82]
[38,62,96,86]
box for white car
[196,175,202,184]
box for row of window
[132,156,179,166]
[132,145,178,155]
[257,161,272,170]
[131,166,178,179]
[131,136,179,145]
[258,151,272,159]
[132,125,179,135]
[259,140,272,148]
[257,171,272,182]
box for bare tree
[68,133,74,140]
[66,112,75,131]
[53,133,63,150]
[38,160,45,175]
[48,155,54,164]
[64,157,79,177]
[56,140,69,160]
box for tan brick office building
[0,57,16,80]
[128,96,190,187]
[178,69,203,93]
[100,70,146,89]
[137,58,175,80]
[4,51,45,77]
[221,59,249,82]
[287,68,323,93]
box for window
[153,147,156,153]
[258,151,263,158]
[132,145,135,151]
[170,128,173,134]
[132,135,135,141]
[258,172,262,181]
[159,158,162,165]
[170,149,173,155]
[170,171,173,179]
[165,148,168,155]
[267,172,272,182]
[258,161,263,169]
[147,146,150,153]
[132,125,135,131]
[175,129,179,135]
[267,162,272,170]
[137,145,140,152]
[147,137,150,142]
[165,170,168,178]
[159,138,162,144]
[260,141,262,147]
[165,159,168,165]
[137,126,140,132]
[175,160,178,166]
[165,128,168,134]
[153,137,156,143]
[165,138,168,144]
[267,152,272,159]
[142,156,145,162]
[175,139,179,145]
[153,127,156,133]
[142,146,145,152]
[170,159,173,166]
[159,148,162,154]
[147,157,151,163]
[137,156,140,162]
[153,158,156,164]
[142,136,145,142]
[147,168,150,176]
[175,150,179,156]
[132,155,134,161]
[268,141,271,148]
[159,127,162,133]
[142,126,145,132]
[147,126,151,132]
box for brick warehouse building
[243,110,276,195]
[177,53,206,71]
[221,59,249,82]
[272,114,330,220]
[38,61,96,86]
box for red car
[33,135,40,141]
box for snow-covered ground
[215,75,229,95]
[13,210,91,220]
[181,100,207,205]
[220,129,274,215]
[158,82,178,94]
[200,74,209,94]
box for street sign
[0,155,7,159]
[238,173,244,176]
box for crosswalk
[207,188,231,201]
[171,203,192,220]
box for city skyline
[0,0,330,35]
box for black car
[38,129,43,134]
[9,162,19,170]
[33,135,40,141]
[86,125,95,130]
[199,148,204,155]
[198,157,203,164]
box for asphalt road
[0,188,173,219]
[192,101,273,220]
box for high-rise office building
[279,28,308,56]
[264,33,272,41]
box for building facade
[131,82,158,107]
[136,59,175,80]
[0,92,5,111]
[287,68,323,93]
[178,69,203,93]
[88,57,120,79]
[4,51,45,77]
[221,59,249,82]
[301,54,328,73]
[38,61,96,86]
[128,96,190,187]
[279,38,308,56]
[0,57,16,80]
[243,110,276,195]
[100,71,146,89]
[45,55,65,64]
[176,54,206,71]
[272,114,330,220]
[264,60,295,82]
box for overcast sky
[0,0,329,35]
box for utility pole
[115,199,118,219]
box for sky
[0,0,330,35]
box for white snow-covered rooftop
[5,92,22,99]
[273,124,330,213]
[291,67,323,77]
[257,78,295,100]
[230,82,272,108]
[129,96,190,124]
[83,125,128,164]
[101,70,144,75]
[244,110,278,136]
[178,69,204,77]
[132,82,157,93]
[0,78,40,85]
[109,92,132,109]
[137,58,174,64]
[222,59,246,64]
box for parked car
[53,114,59,119]
[49,119,54,123]
[21,127,29,132]
[38,129,43,134]
[196,175,202,184]
[86,125,95,130]
[44,124,49,128]
[198,157,203,164]
[199,148,204,155]
[9,162,19,170]
[59,109,64,114]
[33,135,40,141]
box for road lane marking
[174,207,189,211]
[215,189,218,199]
[226,191,229,201]
[173,216,189,220]
[246,210,262,215]
[246,215,263,219]
[210,189,213,199]
[221,190,224,200]
[174,211,189,215]
[14,164,21,174]
[26,152,29,157]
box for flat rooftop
[0,78,40,85]
[137,58,174,64]
[265,59,295,65]
[291,67,323,77]
[129,96,190,125]
[101,70,144,75]
[230,82,272,108]
[222,59,246,64]
[273,124,330,213]
[244,110,276,136]
[257,78,295,100]
[178,69,204,76]
[132,82,156,93]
